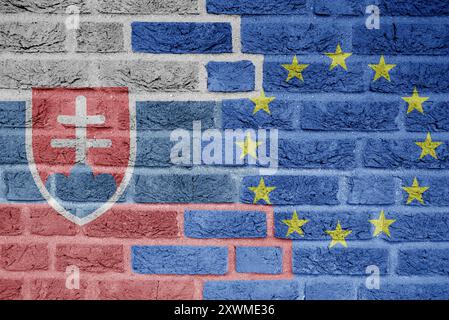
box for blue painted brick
[274,210,372,240]
[401,176,449,206]
[388,212,449,242]
[207,61,255,92]
[135,135,173,167]
[301,101,399,131]
[370,62,449,93]
[359,283,449,300]
[398,249,449,275]
[241,176,339,205]
[305,281,355,300]
[137,101,216,130]
[354,23,449,55]
[221,99,299,130]
[134,174,237,203]
[363,138,449,169]
[132,22,232,54]
[207,0,307,15]
[0,135,27,164]
[264,60,365,93]
[3,170,43,201]
[235,247,282,274]
[184,210,266,238]
[293,247,389,275]
[379,0,449,16]
[279,138,356,169]
[348,175,396,205]
[203,280,300,300]
[313,0,363,16]
[406,102,449,132]
[241,18,351,54]
[132,246,228,275]
[0,101,25,128]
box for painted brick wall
[1,0,449,301]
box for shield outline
[26,88,136,226]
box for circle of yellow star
[248,177,276,205]
[402,177,429,205]
[250,90,275,115]
[236,132,262,160]
[326,221,352,248]
[282,210,309,237]
[415,132,443,159]
[324,44,352,71]
[402,87,429,114]
[368,55,396,81]
[369,210,396,237]
[281,55,309,82]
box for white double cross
[51,96,112,163]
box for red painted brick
[29,279,87,300]
[0,206,23,236]
[30,207,78,236]
[84,208,179,238]
[97,280,194,300]
[0,279,23,300]
[0,244,49,271]
[56,245,124,273]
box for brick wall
[1,0,449,300]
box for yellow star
[402,87,429,114]
[250,90,275,115]
[248,177,276,205]
[326,221,352,248]
[369,210,396,237]
[324,44,352,71]
[416,132,443,159]
[402,177,429,205]
[235,132,262,160]
[282,210,309,237]
[281,55,309,82]
[368,55,396,81]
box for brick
[0,0,91,13]
[4,171,44,201]
[0,279,23,300]
[84,208,179,239]
[30,207,78,236]
[0,244,49,271]
[369,62,449,94]
[207,61,255,92]
[401,176,449,206]
[313,0,363,16]
[132,246,228,275]
[56,245,124,273]
[236,247,282,274]
[0,101,26,128]
[354,23,449,55]
[274,210,372,240]
[184,210,266,238]
[398,249,449,275]
[98,60,198,93]
[264,60,365,93]
[406,102,449,132]
[0,135,27,164]
[388,212,449,242]
[97,0,198,14]
[207,0,306,14]
[241,176,339,205]
[305,281,355,300]
[98,280,194,300]
[0,60,90,89]
[222,99,299,130]
[241,18,351,54]
[358,283,449,300]
[0,23,65,53]
[77,23,124,53]
[132,22,232,54]
[134,174,237,203]
[347,175,396,205]
[301,101,399,131]
[135,135,173,167]
[0,206,23,236]
[30,279,87,300]
[379,0,449,16]
[203,280,300,300]
[363,138,449,169]
[293,247,388,275]
[137,101,215,130]
[279,138,356,169]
